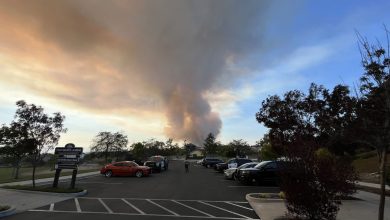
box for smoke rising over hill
[0,0,288,144]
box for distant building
[189,147,203,158]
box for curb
[0,171,100,187]
[1,189,88,197]
[0,206,16,218]
[246,193,287,220]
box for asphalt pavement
[3,160,279,220]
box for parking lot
[4,160,279,220]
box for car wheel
[206,164,211,168]
[135,170,143,178]
[105,170,113,178]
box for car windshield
[150,157,163,162]
[254,161,271,169]
[238,162,257,169]
[206,159,221,161]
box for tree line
[88,131,259,163]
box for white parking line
[29,210,250,220]
[31,197,257,219]
[146,199,179,216]
[74,198,81,212]
[225,202,253,211]
[172,200,215,217]
[98,198,113,213]
[198,201,253,219]
[81,197,248,203]
[121,199,145,215]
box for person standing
[184,160,190,173]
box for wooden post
[70,169,78,189]
[52,169,61,188]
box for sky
[0,0,389,151]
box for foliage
[256,83,358,157]
[203,133,220,156]
[0,205,10,211]
[129,138,182,161]
[280,148,357,220]
[356,32,390,220]
[91,131,128,162]
[227,139,251,157]
[0,123,35,179]
[257,134,278,160]
[256,84,358,219]
[10,100,66,187]
[184,142,197,156]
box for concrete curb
[1,189,88,197]
[0,171,100,187]
[246,193,288,220]
[0,206,16,218]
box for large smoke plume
[0,0,275,144]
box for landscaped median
[0,205,16,218]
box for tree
[11,100,66,187]
[226,139,251,157]
[91,131,128,162]
[256,84,357,219]
[257,134,278,160]
[357,32,390,220]
[203,133,219,156]
[130,142,146,160]
[184,142,197,157]
[0,123,35,179]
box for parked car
[224,162,258,180]
[201,158,224,168]
[100,161,151,178]
[215,158,253,172]
[143,161,159,172]
[237,160,286,185]
[196,159,203,165]
[149,155,169,171]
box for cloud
[0,0,302,145]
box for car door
[261,162,278,184]
[127,162,138,176]
[122,162,134,176]
[112,163,124,176]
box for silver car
[224,162,258,180]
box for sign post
[53,143,83,189]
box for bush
[279,147,357,220]
[0,205,10,211]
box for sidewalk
[357,181,390,190]
[0,171,98,213]
[0,171,100,187]
[247,190,390,220]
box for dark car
[238,160,286,185]
[201,158,224,168]
[100,161,151,178]
[143,161,159,172]
[215,158,253,172]
[149,156,169,172]
[223,161,259,180]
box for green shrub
[0,205,10,211]
[279,147,357,220]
